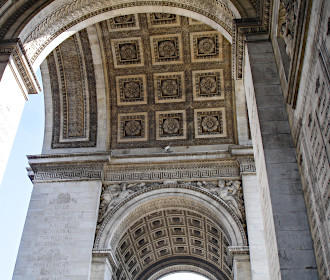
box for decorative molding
[228,245,249,255]
[153,71,185,103]
[0,39,40,94]
[104,160,240,182]
[92,249,119,269]
[116,74,147,106]
[286,0,312,108]
[98,180,245,225]
[108,14,140,31]
[238,157,256,173]
[95,180,247,248]
[0,1,272,81]
[104,14,235,150]
[147,13,181,27]
[232,0,273,79]
[30,164,103,182]
[20,1,234,64]
[47,30,97,148]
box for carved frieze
[32,165,103,182]
[97,179,245,227]
[278,0,298,58]
[104,160,240,182]
[238,157,256,173]
[183,180,245,220]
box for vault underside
[44,13,236,152]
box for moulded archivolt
[94,182,247,250]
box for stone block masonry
[13,180,102,280]
[245,38,318,280]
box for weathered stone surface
[246,38,318,279]
[13,181,102,280]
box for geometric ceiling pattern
[97,13,235,150]
[46,13,235,150]
[115,209,232,280]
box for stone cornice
[238,157,256,174]
[228,245,250,255]
[232,0,273,79]
[92,249,119,269]
[27,151,256,182]
[27,153,109,182]
[104,159,241,183]
[0,38,40,94]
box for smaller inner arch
[114,208,233,280]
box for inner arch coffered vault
[0,0,328,280]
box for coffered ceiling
[115,209,232,280]
[45,13,236,151]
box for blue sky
[161,273,207,279]
[0,69,44,279]
[0,70,207,280]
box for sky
[160,272,208,279]
[0,71,208,280]
[0,69,44,280]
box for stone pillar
[0,39,40,184]
[13,174,102,279]
[234,79,251,145]
[244,36,317,279]
[242,173,270,279]
[229,246,251,280]
[90,251,117,280]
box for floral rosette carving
[158,40,176,57]
[198,37,215,54]
[123,81,140,98]
[124,120,141,136]
[163,118,180,134]
[161,79,178,96]
[201,116,219,132]
[120,44,137,60]
[200,76,217,94]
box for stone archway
[93,182,248,280]
[1,1,320,279]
